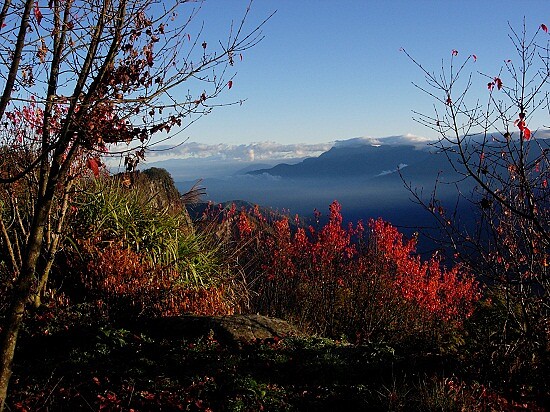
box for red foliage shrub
[82,243,235,317]
[231,201,481,344]
[153,199,482,344]
[369,217,480,325]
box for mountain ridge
[247,144,433,179]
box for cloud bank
[145,134,435,163]
[145,141,333,163]
[106,134,436,178]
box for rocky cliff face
[135,167,182,212]
[120,167,195,226]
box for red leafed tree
[403,22,550,359]
[0,0,270,408]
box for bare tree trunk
[0,218,17,274]
[0,194,52,411]
[0,3,36,403]
[0,1,264,407]
[34,180,73,308]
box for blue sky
[150,1,550,161]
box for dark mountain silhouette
[232,163,277,175]
[174,143,460,231]
[246,137,550,185]
[174,137,550,235]
[247,144,433,179]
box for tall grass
[71,177,185,265]
[65,176,241,316]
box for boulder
[212,314,302,344]
[142,314,303,347]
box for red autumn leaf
[202,41,207,49]
[1,23,5,28]
[451,49,458,56]
[239,53,243,61]
[472,54,477,62]
[145,49,153,66]
[445,96,452,105]
[494,77,503,90]
[227,80,233,90]
[515,116,531,140]
[541,23,548,33]
[543,179,548,188]
[488,82,494,91]
[34,2,43,25]
[187,33,190,41]
[86,158,100,177]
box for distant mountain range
[168,134,550,256]
[247,143,437,180]
[172,136,550,230]
[169,140,460,232]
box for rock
[114,167,195,230]
[212,314,302,345]
[141,314,303,347]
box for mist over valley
[144,137,476,242]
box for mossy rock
[141,314,304,347]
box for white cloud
[377,163,409,176]
[144,141,333,162]
[146,134,435,162]
[107,133,436,169]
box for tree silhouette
[404,21,550,364]
[0,0,271,408]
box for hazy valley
[144,138,473,236]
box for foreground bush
[12,324,541,412]
[83,242,235,317]
[65,176,240,318]
[212,201,481,347]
